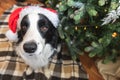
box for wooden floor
[0,0,41,16]
[0,0,104,80]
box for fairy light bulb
[59,2,62,5]
[95,26,98,29]
[104,9,107,12]
[84,27,87,30]
[75,26,78,30]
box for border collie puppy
[6,6,61,69]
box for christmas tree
[45,0,120,63]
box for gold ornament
[112,32,117,38]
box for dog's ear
[51,30,61,48]
[6,8,22,42]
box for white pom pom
[5,30,18,42]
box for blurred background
[0,0,47,16]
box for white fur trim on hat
[5,30,18,42]
[17,6,59,29]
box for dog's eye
[22,26,27,31]
[40,26,48,32]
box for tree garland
[46,0,120,63]
[102,1,120,25]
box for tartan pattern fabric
[0,4,88,80]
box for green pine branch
[45,0,120,63]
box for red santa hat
[6,6,59,42]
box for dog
[6,6,61,69]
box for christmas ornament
[102,0,120,25]
[112,32,118,37]
[102,10,118,25]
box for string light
[104,9,107,12]
[95,26,98,29]
[59,2,62,5]
[75,26,78,30]
[84,26,87,30]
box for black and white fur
[7,6,61,69]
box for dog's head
[6,6,61,69]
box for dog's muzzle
[23,41,37,53]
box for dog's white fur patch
[16,14,55,69]
[16,44,54,69]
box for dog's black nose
[23,42,37,53]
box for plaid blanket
[0,4,88,80]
